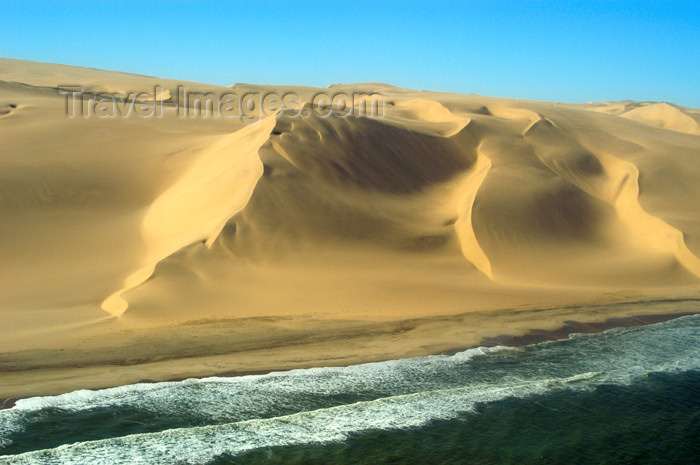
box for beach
[1,297,698,402]
[2,311,699,464]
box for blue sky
[2,0,698,106]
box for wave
[0,373,612,465]
[1,315,698,464]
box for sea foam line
[2,355,698,465]
[1,314,698,463]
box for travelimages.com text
[59,86,385,121]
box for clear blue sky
[2,0,698,106]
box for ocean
[1,313,698,464]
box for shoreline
[476,311,697,348]
[1,309,696,410]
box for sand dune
[587,100,700,135]
[1,57,698,398]
[102,117,276,316]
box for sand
[1,57,699,399]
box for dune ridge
[454,149,493,278]
[524,114,700,279]
[101,118,276,316]
[587,101,700,135]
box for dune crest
[387,98,471,136]
[597,154,700,277]
[523,114,700,279]
[587,101,700,135]
[622,102,700,135]
[453,149,493,277]
[102,118,276,316]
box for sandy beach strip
[1,297,697,404]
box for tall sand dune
[0,58,698,397]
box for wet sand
[2,300,696,408]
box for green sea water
[1,311,698,464]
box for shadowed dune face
[0,58,699,330]
[219,114,479,253]
[265,113,477,194]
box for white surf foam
[8,345,507,414]
[2,356,697,465]
[1,314,698,464]
[0,345,508,449]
